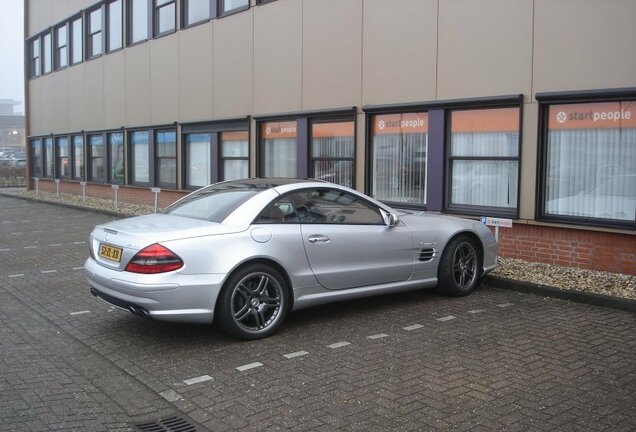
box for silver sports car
[85,178,498,339]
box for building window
[42,32,52,74]
[182,0,211,26]
[43,138,54,177]
[130,130,150,184]
[54,24,68,69]
[370,112,428,206]
[447,107,520,214]
[55,137,70,179]
[87,7,103,58]
[30,139,43,177]
[88,134,105,182]
[71,135,84,180]
[220,0,248,15]
[108,132,125,183]
[29,38,41,78]
[540,98,636,227]
[127,0,149,44]
[154,0,176,36]
[107,0,123,52]
[70,16,83,64]
[261,120,297,178]
[155,129,177,187]
[311,121,354,188]
[221,131,249,181]
[184,132,211,188]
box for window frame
[218,0,249,17]
[71,134,85,180]
[154,128,178,188]
[181,118,250,189]
[42,31,53,75]
[107,131,126,184]
[153,0,177,37]
[126,0,150,46]
[128,128,152,186]
[54,23,69,70]
[444,105,522,219]
[181,0,215,28]
[28,37,41,78]
[86,5,105,59]
[87,132,107,183]
[255,108,356,188]
[106,0,124,53]
[309,118,356,189]
[29,138,44,178]
[536,88,636,230]
[70,14,84,65]
[43,137,54,178]
[55,135,71,179]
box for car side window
[254,188,384,225]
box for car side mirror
[380,209,399,227]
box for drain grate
[135,416,199,432]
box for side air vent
[419,248,436,262]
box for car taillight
[125,243,183,274]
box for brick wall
[498,224,636,276]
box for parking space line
[8,274,24,278]
[367,333,389,340]
[72,267,84,270]
[48,244,62,247]
[183,375,213,386]
[437,315,456,322]
[327,341,351,349]
[403,324,423,331]
[498,303,514,308]
[70,310,91,316]
[41,270,58,274]
[73,241,87,245]
[236,362,264,372]
[24,246,37,249]
[0,248,10,252]
[283,351,309,359]
[159,389,183,402]
[468,309,487,314]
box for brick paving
[1,194,635,431]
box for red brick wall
[498,224,636,276]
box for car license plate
[99,244,122,262]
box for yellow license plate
[99,244,123,262]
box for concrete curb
[484,275,636,314]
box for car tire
[216,263,289,340]
[436,235,482,297]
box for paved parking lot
[1,194,635,431]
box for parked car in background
[85,178,498,339]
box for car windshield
[164,182,268,222]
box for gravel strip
[2,188,634,300]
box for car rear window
[164,183,263,222]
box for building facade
[25,0,636,274]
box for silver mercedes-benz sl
[85,178,498,339]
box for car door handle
[308,235,330,244]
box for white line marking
[72,267,84,270]
[9,274,24,278]
[403,324,423,331]
[0,248,10,252]
[437,315,456,322]
[24,246,37,249]
[283,351,309,359]
[70,310,90,316]
[11,232,22,235]
[468,309,487,314]
[236,362,264,372]
[327,341,351,349]
[159,389,183,402]
[367,333,389,340]
[48,244,62,247]
[41,270,58,274]
[183,375,213,386]
[498,303,514,308]
[73,241,87,245]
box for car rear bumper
[84,258,225,324]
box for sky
[0,0,24,114]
